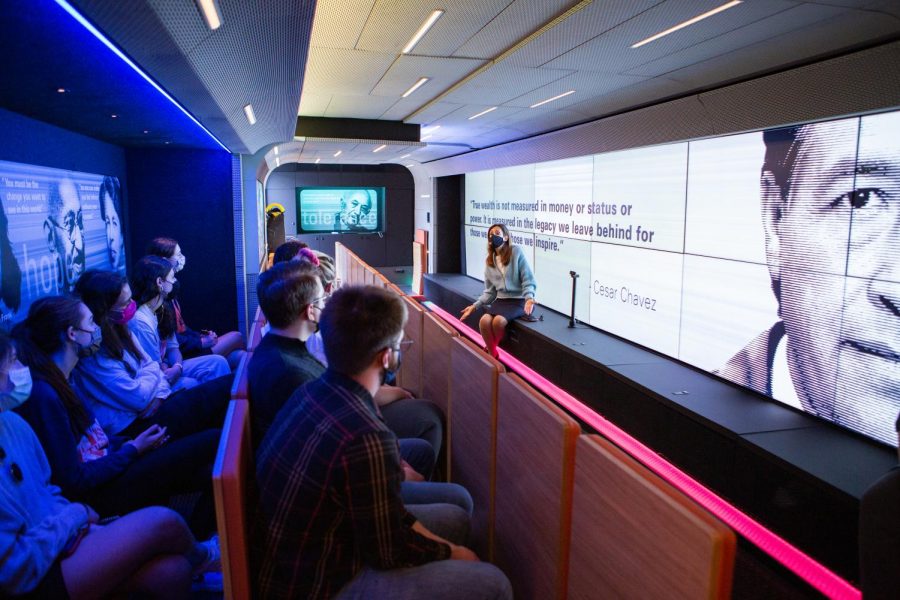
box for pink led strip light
[423,300,860,600]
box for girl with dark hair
[71,270,231,442]
[0,330,214,599]
[146,237,245,369]
[460,223,537,358]
[13,296,222,538]
[129,256,229,389]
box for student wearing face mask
[129,256,230,390]
[12,296,223,540]
[146,237,246,370]
[295,251,447,477]
[460,223,537,358]
[0,330,218,599]
[253,285,512,600]
[71,269,231,443]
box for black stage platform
[425,272,897,586]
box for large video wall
[465,110,900,447]
[0,159,126,324]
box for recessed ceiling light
[402,77,430,98]
[273,146,279,155]
[110,114,118,118]
[334,150,342,157]
[529,90,575,108]
[195,0,223,30]
[373,144,387,153]
[243,104,256,125]
[143,129,149,134]
[315,158,321,164]
[56,87,67,93]
[402,9,444,54]
[165,141,171,145]
[275,157,280,167]
[631,0,742,49]
[469,106,497,120]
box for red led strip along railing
[423,300,860,600]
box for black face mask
[490,234,505,249]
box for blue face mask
[0,365,32,411]
[490,234,505,249]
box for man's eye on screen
[829,188,888,210]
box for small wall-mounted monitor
[296,186,385,234]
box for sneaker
[194,535,221,575]
[191,571,224,593]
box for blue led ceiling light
[53,0,231,152]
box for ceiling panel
[309,0,377,49]
[561,77,694,121]
[412,144,473,161]
[452,0,576,59]
[504,71,649,110]
[323,94,399,118]
[386,100,463,123]
[434,104,528,127]
[500,108,590,136]
[542,0,795,73]
[441,63,574,105]
[502,0,658,68]
[370,55,487,98]
[623,3,847,78]
[303,47,397,95]
[356,0,511,55]
[298,92,332,116]
[652,8,900,90]
[469,127,531,148]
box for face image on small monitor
[296,187,384,234]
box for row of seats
[210,304,264,599]
[212,243,736,599]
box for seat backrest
[493,373,579,600]
[230,350,252,400]
[212,399,253,600]
[397,296,424,398]
[247,319,264,352]
[567,435,735,600]
[421,311,458,421]
[447,336,503,559]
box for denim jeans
[335,503,512,600]
[401,481,473,515]
[398,438,436,480]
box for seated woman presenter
[460,223,537,358]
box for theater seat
[212,399,253,600]
[230,350,252,400]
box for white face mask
[174,255,186,273]
[0,365,32,411]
